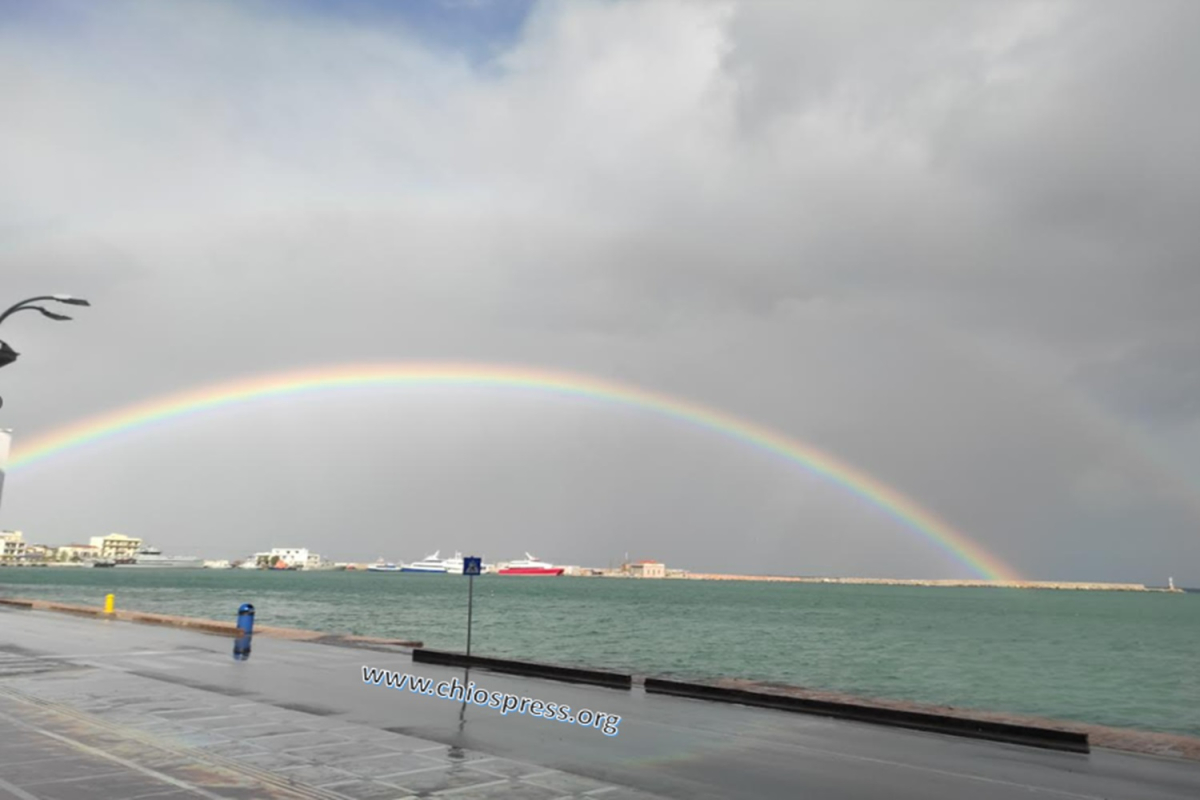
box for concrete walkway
[2,606,1199,799]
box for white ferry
[402,551,448,574]
[115,546,204,569]
[498,553,564,576]
[440,552,466,574]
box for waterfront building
[1,530,26,564]
[89,533,143,561]
[627,560,666,578]
[304,552,333,570]
[22,543,51,562]
[266,547,315,569]
[56,544,100,562]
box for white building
[56,544,100,562]
[1,530,26,564]
[247,547,329,569]
[23,543,51,562]
[89,533,143,561]
[268,547,309,568]
[304,552,333,570]
[627,560,667,578]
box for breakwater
[680,574,1162,591]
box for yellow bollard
[104,593,114,614]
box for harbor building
[253,547,329,569]
[269,547,309,569]
[1,530,26,564]
[22,543,51,562]
[89,533,143,562]
[56,544,100,562]
[304,552,333,570]
[627,560,667,578]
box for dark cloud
[1074,338,1200,425]
[1,0,1198,583]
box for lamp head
[51,294,91,306]
[0,339,18,368]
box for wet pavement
[2,606,1200,799]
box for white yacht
[402,551,448,574]
[367,560,403,573]
[440,552,465,574]
[437,552,488,574]
[115,546,204,569]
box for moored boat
[440,551,467,574]
[367,560,403,573]
[114,546,204,569]
[402,551,448,574]
[498,553,564,576]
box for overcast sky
[1,0,1198,583]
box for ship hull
[498,567,564,576]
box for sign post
[463,556,482,657]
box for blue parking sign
[463,556,482,576]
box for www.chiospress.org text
[361,666,621,737]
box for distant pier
[678,574,1170,591]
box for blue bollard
[237,603,255,635]
[233,633,252,661]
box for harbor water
[2,568,1197,737]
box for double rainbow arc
[6,362,1019,581]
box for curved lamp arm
[0,294,89,410]
[0,295,90,327]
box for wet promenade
[2,606,1199,799]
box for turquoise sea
[2,569,1197,737]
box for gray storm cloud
[1,0,1198,583]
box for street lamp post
[0,294,91,410]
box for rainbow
[6,361,1020,580]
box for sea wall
[680,574,1152,590]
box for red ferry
[498,553,565,576]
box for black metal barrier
[644,677,1090,753]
